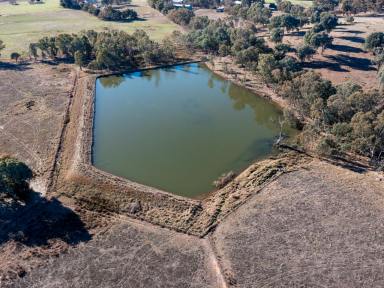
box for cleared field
[0,0,180,57]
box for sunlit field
[0,0,180,57]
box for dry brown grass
[212,159,384,287]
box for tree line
[26,30,175,70]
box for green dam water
[93,63,294,198]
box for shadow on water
[0,190,91,247]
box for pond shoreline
[48,58,305,237]
[204,56,289,110]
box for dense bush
[167,8,195,25]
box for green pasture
[0,0,179,57]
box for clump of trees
[167,8,195,25]
[148,0,173,13]
[228,2,272,26]
[0,157,33,201]
[302,12,338,54]
[279,71,384,165]
[61,0,137,22]
[98,6,137,21]
[29,29,176,70]
[269,14,303,34]
[183,17,301,84]
[340,0,384,14]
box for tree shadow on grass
[301,60,349,72]
[325,54,376,71]
[337,36,365,44]
[0,191,91,247]
[329,44,364,53]
[335,29,365,35]
[0,62,31,71]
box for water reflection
[99,75,124,88]
[227,83,281,129]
